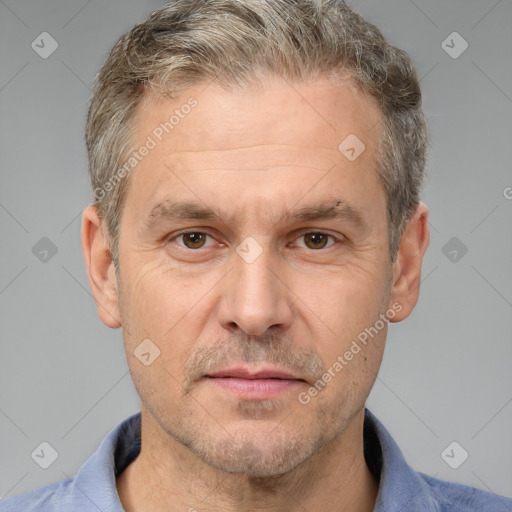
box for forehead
[123,76,385,226]
[136,75,382,155]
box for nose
[217,245,294,336]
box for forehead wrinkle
[158,143,342,174]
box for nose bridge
[217,241,292,336]
[236,248,275,306]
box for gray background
[1,0,511,501]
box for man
[1,0,510,511]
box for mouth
[206,367,305,380]
[203,367,306,399]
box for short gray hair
[85,0,428,266]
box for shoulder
[420,473,512,512]
[0,413,140,512]
[364,409,512,512]
[0,478,72,512]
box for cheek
[302,323,387,418]
[120,256,198,336]
[118,255,225,376]
[119,260,168,337]
[295,260,389,335]
[292,263,390,390]
[118,259,200,410]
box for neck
[116,406,378,512]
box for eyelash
[166,230,343,251]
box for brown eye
[303,233,329,249]
[181,232,207,249]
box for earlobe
[388,203,430,323]
[81,205,122,328]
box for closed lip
[205,367,305,381]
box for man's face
[115,76,395,476]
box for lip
[203,367,306,400]
[206,367,304,380]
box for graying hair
[85,0,428,267]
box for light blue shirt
[1,409,511,511]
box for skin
[82,75,429,512]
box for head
[82,0,429,478]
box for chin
[183,426,324,478]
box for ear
[81,205,121,328]
[388,203,430,322]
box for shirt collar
[69,408,438,511]
[70,412,141,512]
[364,409,440,511]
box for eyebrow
[143,199,368,232]
[293,201,367,229]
